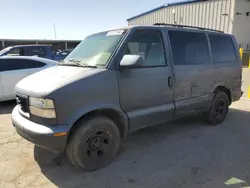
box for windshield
[63,30,126,67]
[0,47,11,56]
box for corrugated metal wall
[128,0,235,34]
[232,0,250,50]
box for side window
[0,59,46,71]
[7,47,26,56]
[7,48,20,56]
[24,60,46,68]
[123,30,166,67]
[29,47,47,57]
[209,35,237,63]
[169,31,210,65]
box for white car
[0,56,57,102]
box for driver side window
[124,30,166,67]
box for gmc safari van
[12,24,242,170]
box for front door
[0,59,29,100]
[0,58,45,100]
[117,29,174,131]
[0,60,3,101]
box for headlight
[29,97,56,118]
[29,97,54,109]
[29,106,56,118]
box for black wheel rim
[215,99,226,118]
[83,129,112,162]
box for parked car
[0,56,57,101]
[53,49,72,56]
[0,45,69,61]
[12,25,242,171]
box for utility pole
[53,23,57,40]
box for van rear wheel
[66,116,120,171]
[207,91,229,125]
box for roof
[0,56,58,65]
[102,25,225,35]
[9,44,52,47]
[127,0,202,21]
[0,38,81,42]
[154,23,223,33]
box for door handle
[168,77,172,88]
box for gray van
[12,24,242,170]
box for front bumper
[12,106,70,153]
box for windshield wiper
[58,59,82,65]
[58,59,97,68]
[80,64,97,68]
[69,59,97,68]
[68,59,84,66]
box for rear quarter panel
[211,35,242,101]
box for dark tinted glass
[124,30,166,67]
[169,31,210,65]
[209,35,237,63]
[0,59,45,71]
[28,47,47,57]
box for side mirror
[120,54,144,68]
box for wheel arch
[213,85,232,104]
[67,107,129,143]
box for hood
[15,65,100,97]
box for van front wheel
[67,116,120,170]
[207,91,229,125]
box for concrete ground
[0,99,250,188]
[0,68,250,188]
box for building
[127,0,250,50]
[0,39,81,51]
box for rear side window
[209,35,237,63]
[0,59,46,71]
[169,31,210,65]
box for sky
[0,0,179,40]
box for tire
[66,116,120,171]
[66,138,77,167]
[207,91,229,125]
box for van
[11,24,242,170]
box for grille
[16,95,29,113]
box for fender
[66,102,129,136]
